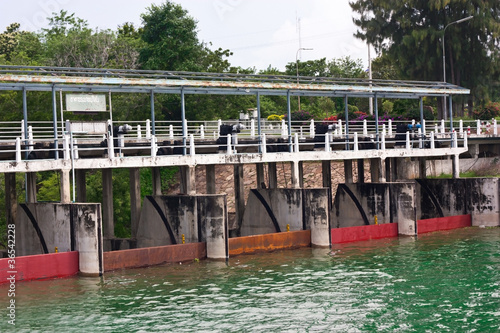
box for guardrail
[0,116,493,166]
[0,118,496,142]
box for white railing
[0,116,494,164]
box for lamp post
[441,15,473,117]
[296,47,313,111]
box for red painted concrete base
[417,214,471,234]
[103,242,206,272]
[229,230,311,256]
[0,251,79,284]
[331,223,399,244]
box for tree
[139,1,204,71]
[43,11,117,68]
[350,0,500,117]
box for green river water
[2,227,500,332]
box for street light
[296,47,313,111]
[442,15,473,117]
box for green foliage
[285,56,366,79]
[350,0,500,115]
[37,172,61,202]
[139,1,203,71]
[473,102,500,120]
[382,100,394,114]
[348,104,359,113]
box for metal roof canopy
[0,65,470,98]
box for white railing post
[300,126,304,139]
[434,124,439,136]
[388,119,393,136]
[418,128,423,149]
[294,133,299,153]
[406,131,411,150]
[146,119,151,139]
[381,132,386,150]
[217,119,222,138]
[200,125,205,139]
[430,131,435,149]
[382,123,386,136]
[226,134,232,155]
[190,134,195,156]
[363,119,368,136]
[422,119,426,136]
[459,120,463,138]
[73,138,79,159]
[15,138,21,162]
[310,119,315,138]
[108,135,115,159]
[250,119,255,138]
[338,119,343,137]
[441,119,445,134]
[494,119,498,136]
[281,119,287,138]
[21,120,25,139]
[137,125,142,139]
[453,130,458,148]
[464,131,468,149]
[169,124,174,139]
[261,133,267,154]
[353,132,358,151]
[150,135,157,157]
[28,126,33,151]
[63,135,70,160]
[325,132,330,152]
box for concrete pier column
[419,157,427,179]
[322,161,332,189]
[387,158,398,182]
[152,167,162,196]
[129,168,141,238]
[370,158,386,183]
[75,169,87,202]
[26,172,37,203]
[202,196,228,260]
[370,159,379,183]
[344,160,353,183]
[291,161,301,189]
[72,204,103,276]
[102,168,114,239]
[256,163,265,189]
[234,164,245,232]
[357,159,365,183]
[394,183,417,236]
[60,169,71,203]
[206,165,216,194]
[299,161,304,188]
[268,162,278,189]
[452,154,460,179]
[304,189,330,247]
[5,173,17,226]
[180,165,196,195]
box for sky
[1,0,372,71]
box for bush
[404,105,435,120]
[284,110,314,123]
[322,115,338,124]
[473,102,500,120]
[267,114,284,121]
[382,100,394,114]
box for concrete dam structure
[0,65,498,283]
